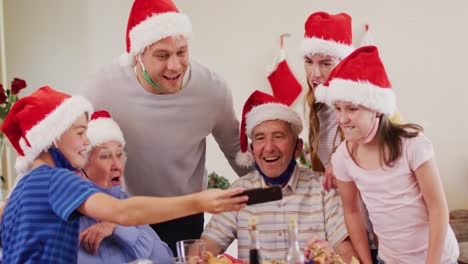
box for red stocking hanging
[267,50,302,106]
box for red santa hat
[1,86,94,175]
[235,90,303,167]
[120,0,192,66]
[87,110,125,149]
[315,46,396,116]
[302,12,354,59]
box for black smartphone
[235,185,283,205]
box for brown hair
[306,82,326,172]
[350,115,423,167]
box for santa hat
[119,0,192,66]
[87,110,125,149]
[315,46,396,116]
[236,90,303,167]
[302,12,354,59]
[1,86,94,175]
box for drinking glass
[173,256,190,264]
[175,239,205,264]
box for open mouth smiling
[263,157,280,163]
[163,73,181,80]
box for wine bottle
[248,217,261,264]
[285,218,305,264]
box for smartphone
[235,185,283,205]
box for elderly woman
[78,110,173,264]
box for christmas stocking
[267,50,302,106]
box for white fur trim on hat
[266,49,286,74]
[315,84,329,105]
[245,103,303,138]
[235,151,253,168]
[320,78,396,116]
[15,96,93,175]
[15,156,29,178]
[119,52,137,67]
[302,37,354,59]
[129,12,191,57]
[87,118,126,148]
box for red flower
[0,84,7,104]
[11,78,27,95]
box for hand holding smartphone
[235,185,283,205]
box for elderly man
[201,91,357,262]
[81,0,250,253]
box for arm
[79,221,164,259]
[112,224,173,261]
[322,163,337,192]
[321,187,359,262]
[80,68,108,105]
[414,159,449,264]
[336,179,372,264]
[77,188,247,226]
[201,236,225,257]
[212,84,251,176]
[304,235,334,259]
[79,221,116,254]
[200,210,239,257]
[334,238,358,263]
[79,187,173,260]
[303,236,356,262]
[201,186,241,257]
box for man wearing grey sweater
[81,0,250,254]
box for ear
[249,142,256,162]
[294,138,304,159]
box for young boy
[1,86,247,263]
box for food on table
[187,256,202,264]
[204,251,234,264]
[307,243,360,264]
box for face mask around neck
[357,113,380,144]
[49,147,78,171]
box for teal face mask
[138,54,163,91]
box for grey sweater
[81,60,249,197]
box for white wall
[3,0,468,210]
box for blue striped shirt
[1,165,97,263]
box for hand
[79,221,117,254]
[322,163,337,192]
[303,235,335,260]
[196,187,248,214]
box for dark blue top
[78,183,173,263]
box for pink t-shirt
[332,134,459,263]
